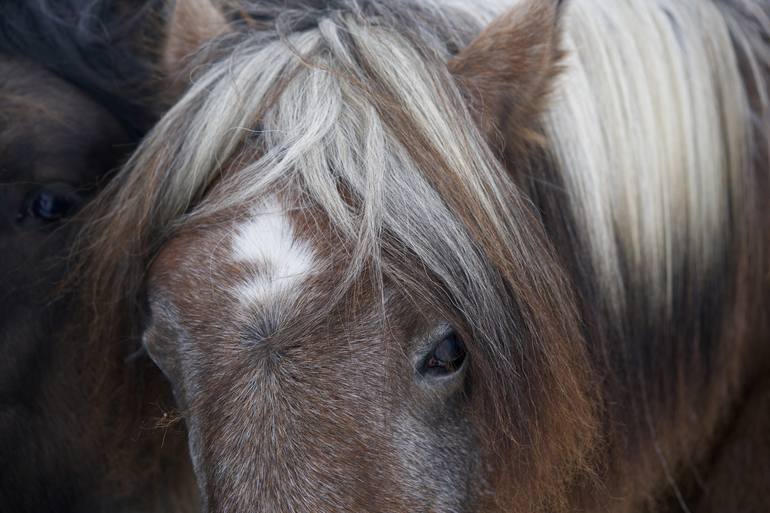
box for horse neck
[506,0,770,507]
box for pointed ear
[162,0,229,76]
[449,0,566,145]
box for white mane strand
[545,0,768,309]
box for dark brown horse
[75,0,770,511]
[0,1,196,511]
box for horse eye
[21,186,77,222]
[422,332,467,376]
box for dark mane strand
[0,0,162,135]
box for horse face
[144,201,488,512]
[128,1,593,510]
[0,58,129,383]
[0,59,134,509]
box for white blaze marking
[232,197,315,305]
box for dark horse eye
[422,332,467,376]
[31,190,72,220]
[20,186,78,223]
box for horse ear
[163,0,229,76]
[449,0,566,144]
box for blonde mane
[546,0,769,310]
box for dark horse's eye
[422,332,467,376]
[30,190,73,220]
[20,186,78,223]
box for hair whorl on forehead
[74,0,597,507]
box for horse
[73,0,770,511]
[0,1,197,511]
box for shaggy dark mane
[0,0,161,134]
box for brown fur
[693,373,770,513]
[448,0,564,147]
[161,0,229,98]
